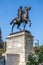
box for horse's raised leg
[24,22,26,30]
[12,23,15,33]
[29,20,31,27]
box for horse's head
[24,6,31,11]
[19,6,22,9]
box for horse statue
[10,6,31,33]
[22,6,31,29]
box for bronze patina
[10,6,31,33]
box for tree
[40,45,43,53]
[26,52,39,65]
[38,52,43,64]
[0,42,6,56]
[27,47,43,65]
[34,47,40,54]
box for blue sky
[0,0,43,45]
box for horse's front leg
[24,22,27,30]
[12,23,15,33]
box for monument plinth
[5,30,34,65]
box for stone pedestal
[5,30,34,65]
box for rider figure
[17,6,23,20]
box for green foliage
[27,52,39,65]
[40,45,43,53]
[38,52,43,63]
[0,48,5,56]
[28,53,35,64]
[0,43,6,56]
[27,47,43,65]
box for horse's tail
[10,21,13,25]
[10,19,15,25]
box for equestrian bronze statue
[10,6,31,33]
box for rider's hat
[20,6,22,9]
